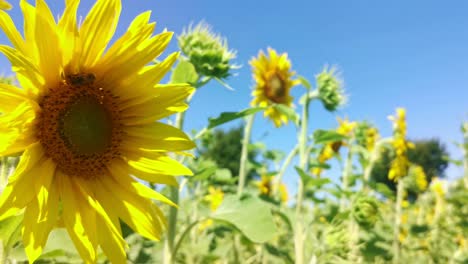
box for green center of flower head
[266,73,286,103]
[61,97,113,155]
[38,73,123,178]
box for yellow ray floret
[0,0,194,263]
[250,48,298,127]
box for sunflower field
[0,1,467,264]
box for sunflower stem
[393,179,404,264]
[237,114,255,195]
[294,89,316,264]
[164,90,196,264]
[273,144,298,197]
[340,136,354,212]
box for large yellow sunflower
[0,0,194,263]
[250,48,298,127]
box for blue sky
[1,0,467,187]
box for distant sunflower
[250,48,298,127]
[0,1,194,263]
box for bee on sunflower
[0,1,194,263]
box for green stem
[273,144,298,197]
[294,90,318,264]
[237,114,255,195]
[340,140,353,212]
[164,91,196,264]
[171,218,204,259]
[393,179,404,264]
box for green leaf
[213,168,232,183]
[212,195,276,243]
[264,243,294,264]
[272,104,299,126]
[170,60,199,85]
[409,224,430,235]
[313,129,347,145]
[295,166,311,186]
[297,75,312,90]
[307,177,332,189]
[192,166,217,181]
[207,107,264,129]
[373,183,395,198]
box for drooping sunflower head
[0,1,195,263]
[250,48,298,127]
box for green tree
[370,138,448,192]
[198,125,258,180]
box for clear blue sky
[1,1,467,187]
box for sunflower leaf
[313,129,347,145]
[170,60,199,85]
[212,195,276,243]
[207,107,265,129]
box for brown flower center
[37,73,123,178]
[265,73,286,103]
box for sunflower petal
[58,173,98,263]
[78,0,121,69]
[0,10,25,53]
[107,163,176,206]
[121,122,194,152]
[124,152,192,176]
[94,177,163,241]
[110,159,178,186]
[23,178,59,263]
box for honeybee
[63,73,96,86]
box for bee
[63,73,96,86]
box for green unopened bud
[324,222,349,257]
[352,196,379,228]
[316,66,346,111]
[178,22,237,79]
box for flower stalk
[237,114,255,195]
[393,179,404,264]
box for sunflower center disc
[266,74,285,102]
[60,97,112,155]
[37,73,123,178]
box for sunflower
[250,48,298,127]
[0,1,194,263]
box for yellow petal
[0,143,45,220]
[110,159,178,186]
[0,1,12,10]
[72,178,127,264]
[57,0,79,69]
[34,0,62,85]
[0,10,25,52]
[114,52,179,99]
[123,152,192,176]
[93,177,163,241]
[107,163,176,206]
[58,172,97,263]
[121,122,195,152]
[96,32,173,86]
[77,0,121,69]
[0,45,44,94]
[23,178,59,263]
[19,0,37,60]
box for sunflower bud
[178,22,237,79]
[316,66,346,111]
[352,196,379,228]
